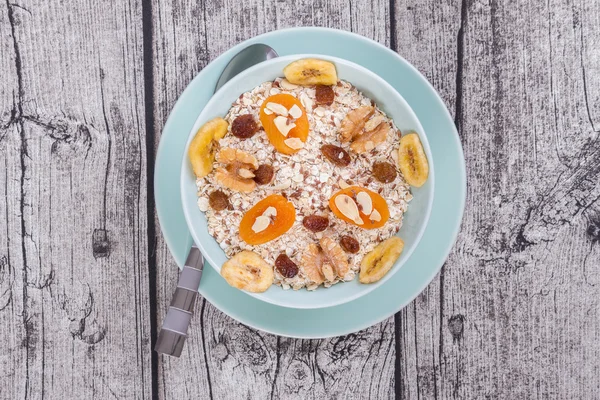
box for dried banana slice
[397,133,429,187]
[283,59,338,86]
[359,237,404,284]
[221,251,274,293]
[188,117,229,178]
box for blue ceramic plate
[180,54,435,309]
[155,27,465,338]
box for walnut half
[214,147,258,193]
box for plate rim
[155,27,466,338]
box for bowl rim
[180,53,435,309]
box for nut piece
[355,191,373,215]
[251,215,271,233]
[334,194,363,225]
[351,122,391,154]
[253,164,275,185]
[364,114,385,132]
[320,237,349,277]
[340,235,360,253]
[274,116,296,137]
[215,148,258,193]
[231,114,259,139]
[266,102,289,116]
[289,104,303,119]
[284,137,304,150]
[279,79,299,90]
[302,215,330,232]
[208,190,230,211]
[321,263,335,282]
[370,209,382,222]
[300,237,349,285]
[275,254,299,278]
[321,144,351,166]
[315,85,335,106]
[301,243,326,285]
[339,106,374,143]
[372,162,397,183]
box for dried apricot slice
[329,186,389,229]
[239,194,296,245]
[259,94,309,155]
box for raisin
[372,162,397,183]
[340,235,360,253]
[253,164,274,185]
[302,215,329,232]
[315,85,335,106]
[275,254,298,278]
[231,114,259,139]
[208,190,230,211]
[321,144,351,166]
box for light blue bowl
[181,54,434,309]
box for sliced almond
[334,194,363,225]
[300,92,313,111]
[274,116,296,137]
[263,108,273,115]
[338,179,350,189]
[369,209,382,222]
[263,206,277,218]
[237,168,255,179]
[356,191,373,215]
[289,104,303,119]
[266,102,289,116]
[284,137,304,150]
[314,106,327,117]
[272,179,292,190]
[251,215,271,233]
[279,79,299,90]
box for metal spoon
[155,44,279,357]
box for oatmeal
[195,76,413,290]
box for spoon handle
[155,245,204,357]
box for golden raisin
[372,162,397,183]
[231,114,259,139]
[253,164,275,185]
[340,235,360,253]
[275,254,299,278]
[315,85,335,106]
[303,215,329,232]
[321,144,351,166]
[208,190,230,211]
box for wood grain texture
[395,0,600,398]
[151,1,396,399]
[0,1,152,398]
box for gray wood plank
[0,1,152,398]
[395,0,600,398]
[152,1,396,399]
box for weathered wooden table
[1,0,599,398]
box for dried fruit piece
[283,58,338,86]
[275,254,299,278]
[321,144,351,166]
[300,237,349,284]
[340,235,360,253]
[339,106,374,143]
[397,133,429,187]
[214,148,258,193]
[372,162,397,183]
[221,251,274,292]
[350,121,390,153]
[208,190,230,211]
[302,215,329,232]
[315,85,335,106]
[239,194,296,245]
[231,114,259,139]
[329,186,390,229]
[188,117,228,178]
[259,94,309,155]
[359,237,404,284]
[253,164,274,185]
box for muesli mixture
[188,59,429,293]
